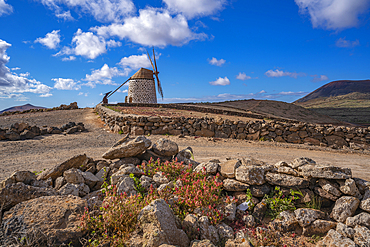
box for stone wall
[96,104,370,151]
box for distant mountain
[294,80,370,103]
[294,80,370,125]
[0,104,46,114]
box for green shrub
[264,186,302,219]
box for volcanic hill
[0,103,46,114]
[294,80,370,125]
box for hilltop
[0,103,46,114]
[294,80,370,125]
[294,80,370,103]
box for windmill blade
[155,73,164,99]
[152,47,158,73]
[146,49,156,72]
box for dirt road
[1,108,369,181]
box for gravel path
[1,108,370,181]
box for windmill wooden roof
[130,68,154,80]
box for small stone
[354,225,370,247]
[338,178,361,198]
[152,138,179,157]
[63,168,84,184]
[265,172,310,188]
[235,165,265,185]
[336,223,355,239]
[294,208,326,227]
[359,188,370,213]
[316,229,356,247]
[345,212,370,229]
[225,203,236,221]
[302,219,336,236]
[153,171,170,185]
[219,160,241,178]
[215,222,234,240]
[330,196,360,223]
[223,179,249,192]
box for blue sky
[0,0,370,110]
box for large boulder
[1,195,87,246]
[102,136,151,160]
[265,172,310,189]
[0,182,58,211]
[297,164,351,179]
[152,138,179,157]
[37,154,87,180]
[330,196,360,223]
[132,199,190,247]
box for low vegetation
[79,158,326,246]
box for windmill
[101,48,163,104]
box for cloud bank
[295,0,370,30]
[0,39,52,99]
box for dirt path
[1,108,369,181]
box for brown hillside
[195,99,344,125]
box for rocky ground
[0,108,370,182]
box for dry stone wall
[96,104,370,151]
[1,135,370,246]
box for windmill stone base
[127,79,157,104]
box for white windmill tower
[126,48,163,103]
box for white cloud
[106,40,121,48]
[208,57,225,67]
[62,56,76,61]
[0,0,12,16]
[78,92,83,95]
[209,76,230,86]
[57,29,118,59]
[36,0,135,23]
[163,0,226,19]
[311,74,329,82]
[295,0,370,30]
[265,69,306,79]
[11,67,20,71]
[0,39,52,98]
[117,89,128,93]
[118,54,151,70]
[40,93,53,97]
[19,72,30,77]
[336,37,360,47]
[83,63,126,87]
[236,72,252,81]
[52,78,80,90]
[35,30,61,49]
[92,8,206,47]
[55,10,74,21]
